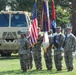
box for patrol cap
[56,26,61,30]
[17,30,21,34]
[48,29,52,32]
[66,27,72,30]
[20,32,25,35]
[37,27,40,30]
[17,30,25,35]
[26,30,30,35]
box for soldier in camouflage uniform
[44,29,53,70]
[26,31,33,69]
[33,27,43,70]
[18,33,30,72]
[63,27,76,71]
[29,47,33,69]
[53,26,64,71]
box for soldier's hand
[61,47,64,51]
[72,52,75,57]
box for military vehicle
[0,11,31,56]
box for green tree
[0,0,75,28]
[49,0,72,28]
[16,0,34,11]
[0,0,6,11]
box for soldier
[26,30,33,69]
[63,27,76,71]
[53,26,64,71]
[44,29,53,70]
[33,27,43,70]
[18,32,30,72]
[29,47,33,69]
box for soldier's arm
[49,36,54,47]
[60,34,65,47]
[25,39,30,49]
[62,35,66,48]
[59,34,65,51]
[72,35,76,52]
[38,35,43,45]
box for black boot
[57,68,62,71]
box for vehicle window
[11,14,27,27]
[0,14,9,27]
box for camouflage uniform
[54,27,64,71]
[26,36,33,69]
[63,29,76,71]
[28,47,33,69]
[18,36,30,72]
[33,34,43,70]
[44,30,53,70]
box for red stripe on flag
[30,18,38,46]
[30,1,38,46]
[52,0,56,20]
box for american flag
[30,1,38,46]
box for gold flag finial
[35,0,37,2]
[52,0,53,1]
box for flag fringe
[43,45,50,53]
[29,42,38,47]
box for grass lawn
[0,52,76,75]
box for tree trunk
[72,0,76,36]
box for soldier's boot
[36,67,39,70]
[67,67,72,71]
[47,67,52,70]
[29,65,32,69]
[57,68,62,71]
[22,66,27,72]
[39,67,42,70]
[21,67,23,71]
[27,64,29,69]
[36,66,42,70]
[29,63,33,69]
[23,69,27,72]
[67,67,70,71]
[70,67,73,71]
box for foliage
[0,0,6,11]
[56,6,71,28]
[0,0,75,28]
[16,0,34,11]
[49,0,72,28]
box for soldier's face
[26,31,30,36]
[21,34,25,38]
[66,29,72,34]
[56,29,61,33]
[48,31,52,34]
[37,29,40,34]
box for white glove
[61,47,64,51]
[72,52,75,56]
[30,51,32,53]
[75,54,76,59]
[56,40,58,43]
